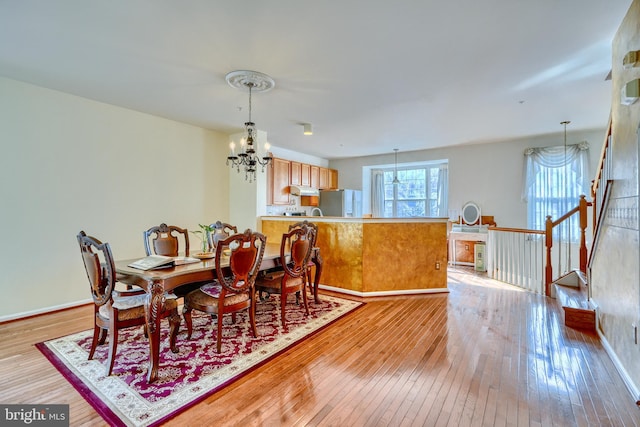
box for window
[523,142,590,241]
[380,162,448,218]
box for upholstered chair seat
[98,293,178,322]
[186,282,250,313]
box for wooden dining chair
[143,223,200,296]
[183,229,266,353]
[288,220,323,303]
[144,223,190,257]
[255,224,314,329]
[77,231,180,376]
[207,221,238,251]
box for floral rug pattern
[37,294,362,427]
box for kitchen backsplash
[266,196,308,216]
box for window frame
[381,160,448,218]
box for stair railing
[544,195,591,296]
[588,118,614,270]
[487,227,545,294]
[487,196,590,297]
[591,118,612,233]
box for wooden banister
[591,116,612,198]
[588,179,613,270]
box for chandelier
[225,70,274,182]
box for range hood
[289,185,319,196]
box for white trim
[0,298,92,323]
[318,284,449,298]
[598,323,640,404]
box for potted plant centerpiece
[191,223,215,259]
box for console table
[448,230,488,267]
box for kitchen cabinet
[329,168,338,189]
[310,166,320,189]
[267,157,340,205]
[290,161,301,186]
[301,163,311,186]
[268,157,291,205]
[319,167,329,189]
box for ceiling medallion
[225,70,275,93]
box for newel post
[579,195,588,273]
[545,215,553,296]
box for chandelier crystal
[225,70,274,182]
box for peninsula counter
[260,216,449,297]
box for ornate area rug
[36,294,362,427]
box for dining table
[114,242,284,383]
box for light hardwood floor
[1,267,639,426]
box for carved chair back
[144,223,190,257]
[215,229,266,294]
[77,230,116,307]
[288,220,318,249]
[208,221,238,251]
[281,224,314,279]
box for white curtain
[371,169,385,217]
[436,164,449,217]
[522,141,590,235]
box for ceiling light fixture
[393,148,400,184]
[303,123,313,135]
[225,70,275,182]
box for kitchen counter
[260,216,448,297]
[262,215,447,223]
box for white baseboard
[317,284,449,298]
[0,298,92,323]
[598,325,640,404]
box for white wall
[330,129,606,228]
[0,77,230,320]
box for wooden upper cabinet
[301,163,311,186]
[267,158,338,204]
[319,167,329,189]
[310,165,320,189]
[268,157,291,205]
[329,168,338,189]
[290,161,302,186]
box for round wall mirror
[461,202,480,225]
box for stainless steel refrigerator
[319,189,362,217]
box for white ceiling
[0,1,632,159]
